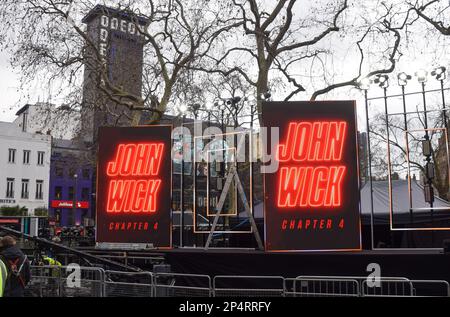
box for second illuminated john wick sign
[262,101,361,251]
[96,126,172,247]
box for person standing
[0,256,7,297]
[0,236,31,297]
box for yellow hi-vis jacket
[43,257,62,267]
[0,259,7,297]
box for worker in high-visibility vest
[0,258,7,297]
[42,256,62,267]
[38,253,62,296]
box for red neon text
[106,142,164,214]
[107,179,161,213]
[277,166,346,207]
[277,121,347,162]
[107,143,164,177]
[276,120,348,209]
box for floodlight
[397,72,412,86]
[415,69,428,83]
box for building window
[23,150,30,165]
[35,180,43,200]
[37,151,45,166]
[21,179,29,199]
[82,169,90,179]
[68,186,74,200]
[22,111,28,132]
[69,168,77,179]
[55,166,64,178]
[8,149,16,163]
[55,186,62,199]
[81,187,89,201]
[6,178,14,198]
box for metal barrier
[24,267,450,297]
[26,265,105,297]
[291,276,360,297]
[411,280,450,297]
[361,278,414,297]
[293,276,411,297]
[62,266,105,297]
[154,272,212,297]
[104,270,153,297]
[213,275,285,297]
[25,266,63,297]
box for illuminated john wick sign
[277,121,347,208]
[96,126,172,247]
[262,101,361,252]
[106,143,164,213]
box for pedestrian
[0,236,31,297]
[0,255,7,297]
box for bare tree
[0,0,440,130]
[0,0,242,128]
[412,0,450,35]
[186,0,416,124]
[369,103,450,199]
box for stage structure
[95,126,172,248]
[192,130,264,250]
[361,70,450,249]
[262,101,362,252]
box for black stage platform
[159,249,450,281]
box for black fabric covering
[163,249,450,283]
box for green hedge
[0,205,27,216]
[34,208,48,217]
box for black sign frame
[262,101,361,252]
[96,125,172,248]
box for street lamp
[179,104,188,115]
[433,67,449,215]
[204,101,218,126]
[358,76,375,248]
[415,69,434,234]
[358,77,371,91]
[247,96,257,222]
[415,69,428,83]
[374,74,389,88]
[205,102,214,112]
[397,72,412,86]
[72,173,78,227]
[190,103,201,120]
[431,66,446,81]
[226,97,242,128]
[260,91,272,101]
[397,72,413,224]
[178,105,187,247]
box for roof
[15,104,31,116]
[15,102,56,116]
[360,180,450,224]
[52,138,88,153]
[82,4,149,25]
[0,121,51,141]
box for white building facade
[0,121,51,215]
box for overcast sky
[0,0,449,130]
[0,50,21,122]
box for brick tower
[80,5,148,143]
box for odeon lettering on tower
[262,101,361,252]
[96,126,172,247]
